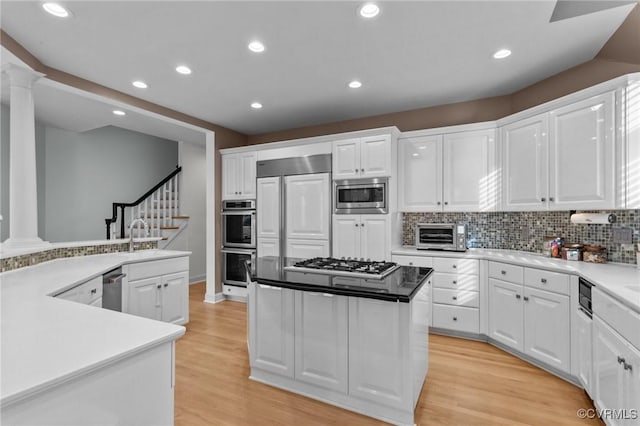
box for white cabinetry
[500,92,615,210]
[222,151,257,200]
[332,215,389,261]
[332,134,392,179]
[576,307,593,395]
[488,262,571,373]
[294,291,348,392]
[431,258,480,334]
[125,257,189,325]
[593,288,640,425]
[256,176,280,257]
[398,127,496,212]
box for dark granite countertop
[250,256,433,303]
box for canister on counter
[562,243,584,261]
[583,245,607,263]
[546,237,564,258]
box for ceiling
[0,1,637,138]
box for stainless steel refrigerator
[256,154,332,262]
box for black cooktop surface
[292,257,399,276]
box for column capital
[1,64,45,89]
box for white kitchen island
[247,257,433,426]
[0,250,190,426]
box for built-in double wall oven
[222,200,256,287]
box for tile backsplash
[403,210,639,265]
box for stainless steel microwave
[334,177,388,214]
[416,223,467,251]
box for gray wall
[42,125,178,242]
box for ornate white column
[2,65,48,249]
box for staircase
[105,166,189,249]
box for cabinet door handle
[157,284,162,289]
[452,296,457,301]
[355,169,359,173]
[361,223,365,227]
[541,278,547,283]
[444,201,449,205]
[452,317,458,321]
[437,201,441,205]
[516,294,521,299]
[523,296,529,301]
[624,362,633,372]
[549,197,554,202]
[452,265,457,269]
[541,197,546,202]
[355,223,359,227]
[618,356,626,365]
[452,280,457,285]
[164,283,169,287]
[360,168,364,173]
[90,289,97,294]
[501,270,506,275]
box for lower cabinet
[125,257,190,325]
[576,308,593,395]
[488,263,571,374]
[294,291,348,392]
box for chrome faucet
[128,218,149,252]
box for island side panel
[411,274,432,407]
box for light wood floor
[175,283,601,425]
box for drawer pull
[452,296,457,301]
[452,280,457,285]
[501,270,506,275]
[156,284,162,289]
[452,264,457,269]
[516,294,521,299]
[452,317,458,321]
[409,262,413,266]
[164,283,169,288]
[90,289,97,294]
[523,296,529,302]
[618,356,626,365]
[624,363,633,372]
[541,278,547,283]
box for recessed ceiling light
[112,110,126,116]
[176,65,192,75]
[359,3,380,18]
[251,102,263,109]
[248,41,265,53]
[42,2,69,18]
[132,81,148,89]
[348,80,363,89]
[493,49,512,59]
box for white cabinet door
[549,92,615,210]
[285,239,330,258]
[576,309,593,395]
[360,134,391,177]
[489,279,523,351]
[623,339,640,426]
[285,173,330,240]
[160,271,188,325]
[360,215,389,261]
[249,284,295,378]
[348,296,410,409]
[257,237,279,257]
[222,154,240,200]
[398,135,443,211]
[294,291,348,393]
[129,277,163,321]
[593,316,626,426]
[257,177,280,239]
[333,138,361,179]
[332,216,361,259]
[443,129,496,211]
[239,151,257,199]
[523,287,570,373]
[501,114,549,211]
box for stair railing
[105,165,182,239]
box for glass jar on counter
[562,243,584,261]
[544,236,564,258]
[583,245,607,263]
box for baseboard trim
[204,292,225,304]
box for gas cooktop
[285,257,400,279]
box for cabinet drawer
[433,258,479,275]
[432,304,480,334]
[525,268,570,295]
[432,272,479,291]
[593,288,640,350]
[127,256,189,281]
[391,255,433,268]
[433,288,479,308]
[489,261,523,284]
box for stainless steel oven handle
[222,210,256,216]
[221,248,257,255]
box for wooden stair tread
[173,215,190,219]
[160,226,179,230]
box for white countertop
[392,247,640,312]
[0,237,163,259]
[0,249,191,407]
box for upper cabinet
[333,134,392,179]
[501,92,615,211]
[222,151,257,200]
[398,127,497,212]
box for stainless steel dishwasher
[102,268,126,311]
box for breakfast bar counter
[248,256,432,426]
